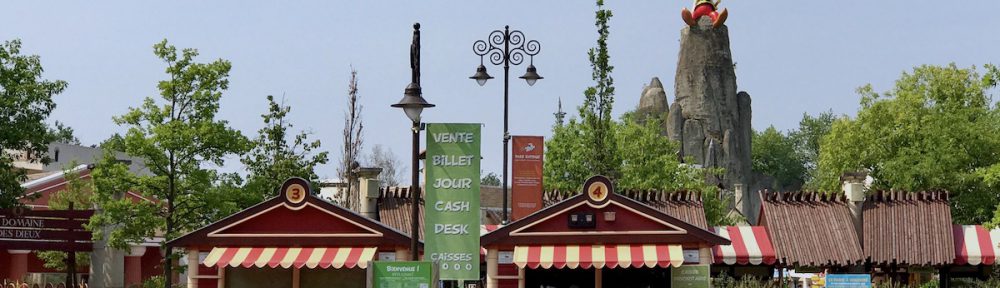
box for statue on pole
[682,0,728,28]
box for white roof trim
[20,164,90,190]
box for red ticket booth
[480,176,730,288]
[168,178,415,288]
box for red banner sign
[511,136,544,221]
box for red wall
[0,250,9,280]
[140,247,163,281]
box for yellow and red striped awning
[203,247,377,269]
[513,244,684,269]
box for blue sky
[3,1,998,180]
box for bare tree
[338,67,363,210]
[366,144,404,187]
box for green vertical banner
[424,123,481,280]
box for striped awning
[712,226,776,265]
[513,244,684,269]
[954,225,1000,265]
[203,247,377,269]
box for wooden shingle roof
[863,190,954,267]
[759,191,865,267]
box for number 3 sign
[280,177,311,206]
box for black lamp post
[392,23,434,261]
[470,26,542,224]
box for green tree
[816,63,1000,224]
[983,164,1000,228]
[577,0,621,179]
[546,113,736,225]
[0,39,68,208]
[36,162,91,271]
[48,121,81,145]
[90,40,250,288]
[788,110,836,187]
[241,95,329,206]
[481,171,501,187]
[752,126,807,190]
[544,119,591,191]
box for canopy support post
[486,248,499,288]
[186,249,199,288]
[594,267,603,288]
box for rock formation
[667,17,757,221]
[635,77,669,126]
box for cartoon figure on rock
[682,0,728,28]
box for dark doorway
[602,267,670,288]
[525,268,595,288]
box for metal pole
[502,25,510,224]
[410,120,420,261]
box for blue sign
[825,274,872,288]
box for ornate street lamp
[392,23,434,261]
[470,26,542,224]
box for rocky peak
[636,77,669,122]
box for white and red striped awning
[203,247,377,269]
[711,226,776,265]
[513,244,684,269]
[954,225,1000,265]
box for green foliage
[241,95,329,207]
[713,274,785,288]
[752,126,807,190]
[0,39,68,208]
[140,275,170,288]
[576,0,621,179]
[982,163,1000,229]
[36,162,91,271]
[616,114,705,191]
[816,63,1000,224]
[481,171,500,186]
[48,121,81,145]
[90,39,250,288]
[545,114,736,226]
[789,110,836,188]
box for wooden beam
[0,239,92,251]
[0,210,94,219]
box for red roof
[169,187,413,250]
[483,190,729,248]
[544,190,708,229]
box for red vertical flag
[511,136,544,221]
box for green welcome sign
[372,261,433,288]
[425,123,481,280]
[671,265,710,288]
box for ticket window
[525,268,595,288]
[300,268,365,288]
[226,267,291,288]
[224,267,366,288]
